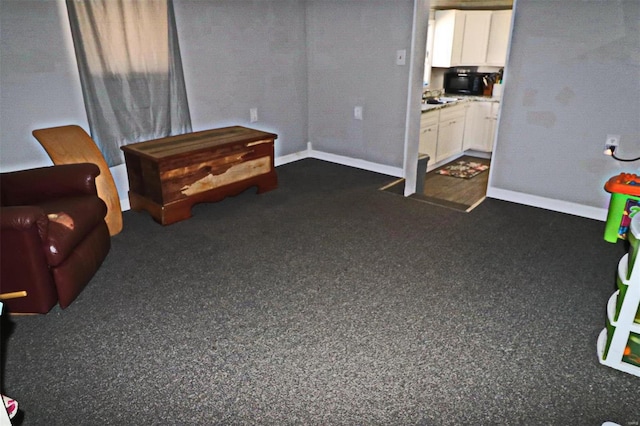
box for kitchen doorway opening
[382,154,489,212]
[416,154,490,211]
[410,0,514,205]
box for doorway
[417,154,490,211]
[383,154,489,212]
[410,0,514,206]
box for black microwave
[444,71,486,96]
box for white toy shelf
[597,214,640,377]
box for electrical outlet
[605,134,620,147]
[354,106,363,120]
[604,134,620,155]
[250,108,258,123]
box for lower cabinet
[418,111,439,163]
[435,104,466,163]
[420,100,500,167]
[463,101,499,152]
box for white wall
[488,0,640,218]
[174,0,309,158]
[0,0,310,172]
[0,0,88,172]
[0,0,414,177]
[7,0,636,221]
[306,0,415,168]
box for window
[66,0,191,166]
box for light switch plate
[354,106,363,120]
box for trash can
[416,154,429,194]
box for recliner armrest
[0,206,58,313]
[0,206,49,241]
[1,163,100,206]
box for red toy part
[605,173,640,197]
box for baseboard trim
[425,152,464,173]
[114,146,402,212]
[275,151,308,167]
[277,143,404,177]
[486,187,608,222]
[114,149,607,222]
[463,150,492,160]
[306,146,404,178]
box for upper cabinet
[459,11,492,65]
[485,10,513,66]
[423,19,436,86]
[431,9,512,68]
[431,10,468,68]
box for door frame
[402,0,430,196]
[404,0,517,198]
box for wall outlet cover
[605,134,620,148]
[354,106,363,120]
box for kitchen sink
[421,96,465,111]
[423,96,461,105]
[439,96,460,103]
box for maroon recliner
[0,163,111,314]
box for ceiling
[430,0,513,10]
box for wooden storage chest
[121,126,277,225]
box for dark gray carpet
[2,159,638,425]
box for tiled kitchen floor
[380,155,490,212]
[420,155,490,210]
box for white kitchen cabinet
[463,101,499,152]
[432,9,512,67]
[431,10,492,68]
[485,10,513,66]
[460,11,492,66]
[435,104,466,162]
[463,102,484,151]
[419,110,439,163]
[424,19,436,86]
[431,10,465,68]
[484,103,500,151]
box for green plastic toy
[604,173,640,243]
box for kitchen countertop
[421,94,500,112]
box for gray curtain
[66,0,191,167]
